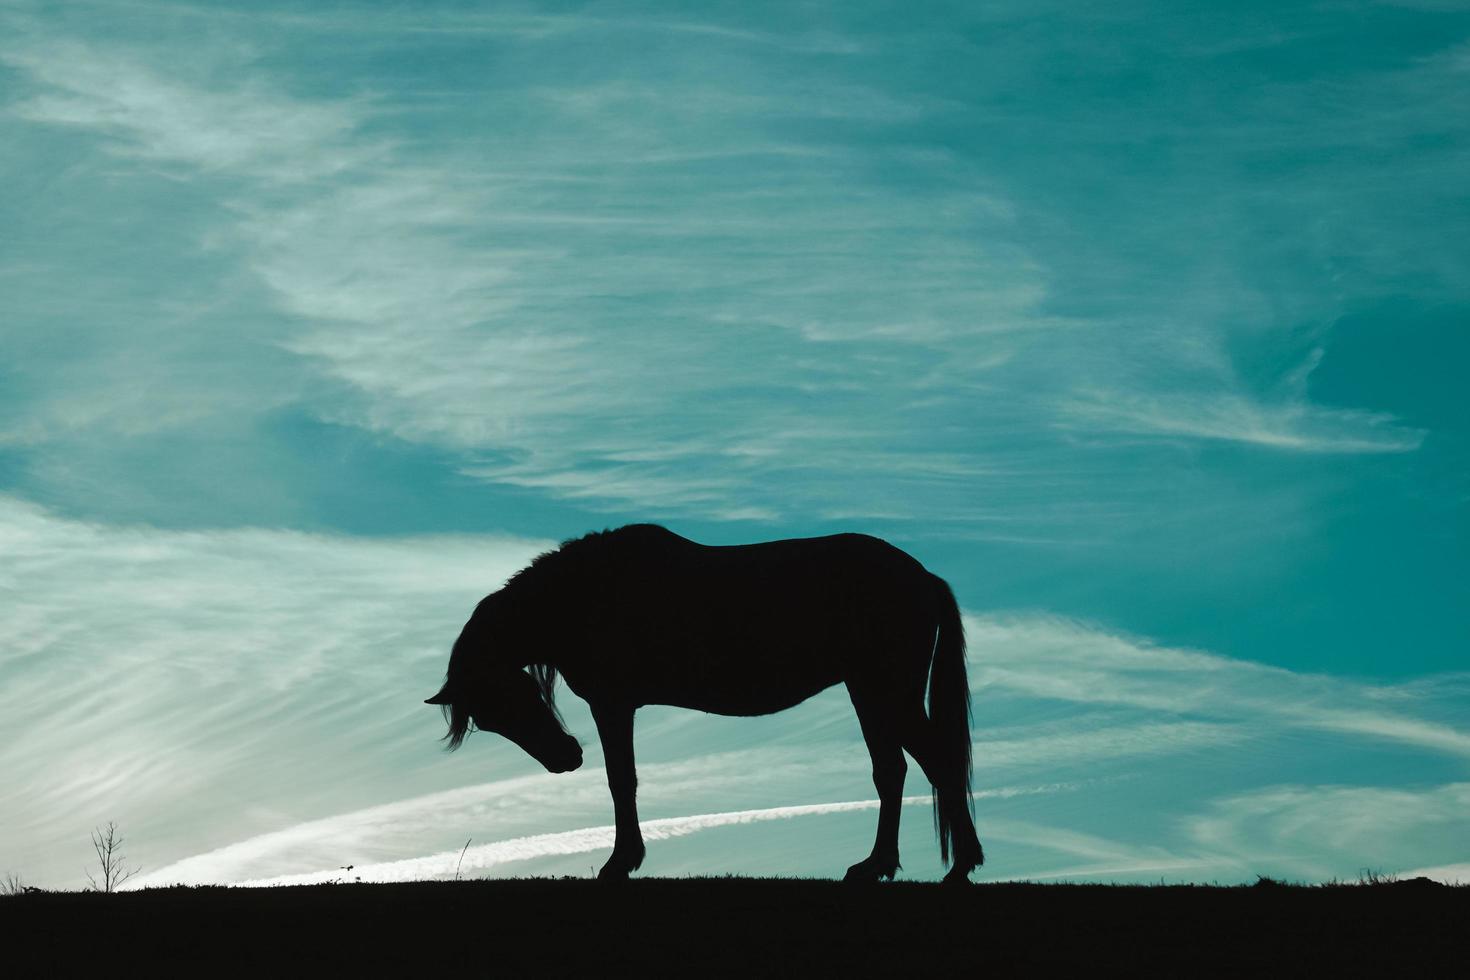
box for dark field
[8,877,1464,977]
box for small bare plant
[2,871,26,896]
[455,838,472,881]
[86,822,138,893]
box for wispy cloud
[3,7,1442,532]
[1397,862,1470,886]
[1059,390,1425,454]
[6,430,1470,887]
[1,2,1466,891]
[1,39,374,180]
[972,615,1470,758]
[1185,783,1470,881]
[139,786,1061,888]
[0,495,552,886]
[0,23,1054,524]
[5,495,1467,886]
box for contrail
[231,787,1056,887]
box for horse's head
[426,667,583,774]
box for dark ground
[6,876,1463,977]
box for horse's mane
[502,524,668,592]
[440,526,666,749]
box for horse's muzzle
[545,745,583,774]
[543,743,582,775]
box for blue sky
[1,0,1467,888]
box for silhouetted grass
[6,876,1463,976]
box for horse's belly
[636,648,843,716]
[650,681,838,717]
[646,687,834,717]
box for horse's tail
[927,573,972,866]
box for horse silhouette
[426,524,983,883]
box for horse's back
[603,526,931,617]
[604,524,922,572]
[574,526,941,713]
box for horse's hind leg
[899,708,984,883]
[843,688,907,882]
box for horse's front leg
[591,701,645,880]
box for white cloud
[0,495,552,887]
[1,7,1466,890]
[6,20,1425,531]
[1185,783,1470,881]
[976,817,1214,880]
[0,28,1060,522]
[3,497,1467,887]
[975,721,1244,767]
[0,39,375,180]
[1395,862,1470,885]
[1060,390,1425,454]
[971,615,1470,758]
[4,494,1467,886]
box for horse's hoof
[942,866,975,886]
[844,858,898,883]
[597,864,631,882]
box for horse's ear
[425,686,453,706]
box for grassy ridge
[8,877,1464,976]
